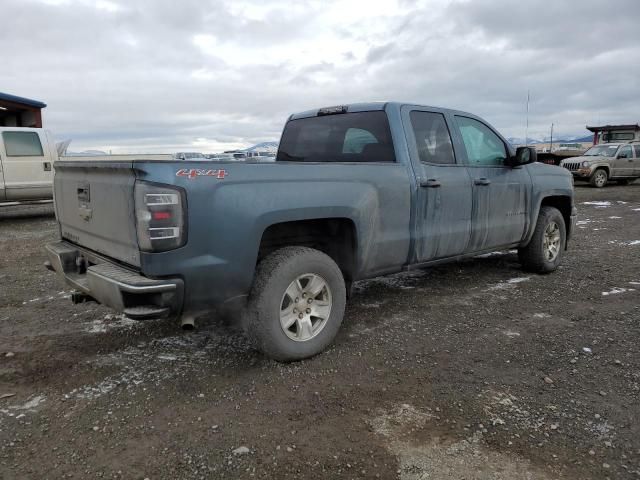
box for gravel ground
[0,183,639,479]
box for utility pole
[525,90,530,146]
[549,123,554,152]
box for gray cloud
[2,0,638,152]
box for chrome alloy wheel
[280,273,332,342]
[543,221,561,261]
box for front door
[612,145,635,177]
[452,115,531,251]
[634,145,640,175]
[0,130,53,200]
[402,107,473,262]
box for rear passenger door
[452,115,531,251]
[0,130,53,200]
[402,106,473,262]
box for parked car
[0,127,57,204]
[175,152,207,161]
[560,142,640,187]
[45,102,576,361]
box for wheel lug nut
[306,308,311,314]
[295,298,299,303]
[298,313,303,319]
[293,308,297,313]
[302,293,307,298]
[307,298,313,304]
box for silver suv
[560,142,640,187]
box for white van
[0,127,57,203]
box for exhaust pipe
[181,315,195,330]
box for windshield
[584,145,619,157]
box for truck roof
[288,101,477,121]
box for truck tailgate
[53,160,140,267]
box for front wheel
[589,169,608,188]
[518,206,566,273]
[242,246,346,362]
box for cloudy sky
[3,0,640,152]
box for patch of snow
[602,287,635,296]
[630,282,640,286]
[533,313,551,319]
[157,354,177,361]
[487,277,530,291]
[1,395,47,416]
[582,201,611,207]
[504,330,521,338]
[633,208,640,212]
[608,216,622,219]
[85,314,140,333]
[576,219,592,226]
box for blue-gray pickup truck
[45,102,577,361]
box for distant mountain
[243,141,278,153]
[508,134,593,146]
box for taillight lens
[134,182,186,252]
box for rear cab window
[277,111,396,163]
[2,131,44,157]
[409,111,456,164]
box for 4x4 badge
[176,168,227,180]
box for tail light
[134,182,187,252]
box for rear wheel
[518,206,566,273]
[589,169,608,188]
[242,246,346,362]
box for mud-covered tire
[518,206,566,273]
[589,169,608,188]
[242,247,346,362]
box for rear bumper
[45,241,183,320]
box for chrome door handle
[474,178,491,186]
[419,178,441,188]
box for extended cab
[45,102,577,361]
[0,127,57,204]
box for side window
[409,111,455,164]
[454,116,507,166]
[2,131,44,157]
[343,128,378,154]
[617,146,633,158]
[634,145,640,158]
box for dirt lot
[1,183,639,479]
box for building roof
[586,124,640,132]
[0,92,47,109]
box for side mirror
[509,146,536,166]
